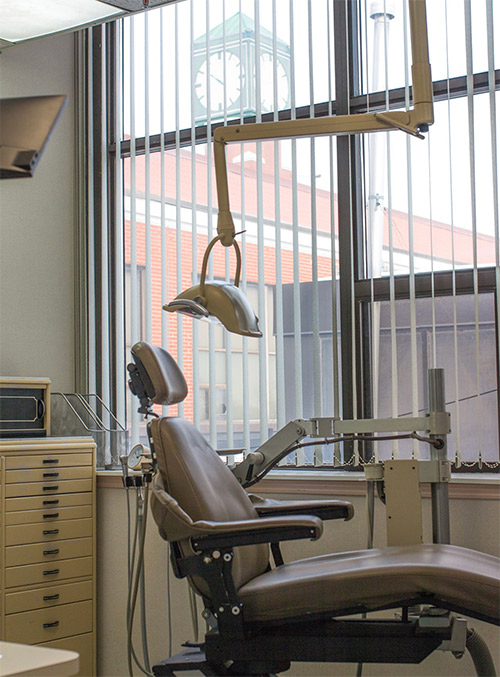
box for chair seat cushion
[237,544,500,624]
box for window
[85,0,499,470]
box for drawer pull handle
[43,513,59,519]
[43,549,60,556]
[43,459,60,464]
[43,485,59,491]
[43,594,60,601]
[43,529,59,535]
[43,472,59,478]
[43,569,60,576]
[43,499,59,505]
[43,621,60,629]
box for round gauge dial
[259,53,289,113]
[127,443,145,470]
[195,51,245,114]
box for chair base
[153,619,449,676]
[152,645,288,676]
[205,618,446,667]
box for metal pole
[427,368,450,544]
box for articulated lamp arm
[213,0,433,247]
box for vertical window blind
[84,0,499,470]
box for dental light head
[163,235,262,338]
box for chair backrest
[129,342,270,597]
[149,417,270,596]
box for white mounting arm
[213,0,433,246]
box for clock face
[259,52,289,113]
[195,51,245,114]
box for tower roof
[194,12,290,53]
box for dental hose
[467,629,497,677]
[127,484,154,677]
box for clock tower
[193,13,291,123]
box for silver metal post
[428,369,450,544]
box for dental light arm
[213,0,433,247]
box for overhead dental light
[0,0,182,48]
[164,0,433,339]
[164,235,262,338]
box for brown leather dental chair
[128,341,500,677]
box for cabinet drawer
[6,537,93,567]
[5,478,92,498]
[6,504,92,525]
[4,453,93,470]
[38,632,94,677]
[6,465,92,483]
[5,555,93,588]
[6,518,93,546]
[5,491,93,512]
[5,599,93,644]
[6,580,93,614]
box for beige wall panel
[0,33,76,391]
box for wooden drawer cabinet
[6,517,93,546]
[0,437,96,675]
[6,465,92,484]
[5,491,92,512]
[5,453,93,470]
[5,477,93,498]
[5,599,93,644]
[6,536,93,566]
[6,580,93,614]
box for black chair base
[152,645,287,676]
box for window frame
[85,0,500,471]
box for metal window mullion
[93,26,111,425]
[238,5,250,453]
[386,135,399,458]
[129,16,139,443]
[86,30,97,397]
[402,0,419,459]
[174,2,184,418]
[220,0,233,448]
[306,0,322,466]
[160,8,169,417]
[272,0,285,433]
[144,13,152,345]
[464,0,483,460]
[254,0,269,445]
[287,0,303,466]
[108,20,126,433]
[190,0,200,428]
[334,0,362,466]
[75,31,90,394]
[486,0,500,456]
[204,2,216,448]
[444,0,461,463]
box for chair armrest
[248,494,354,522]
[190,514,323,551]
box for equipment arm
[213,0,433,247]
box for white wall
[0,33,76,391]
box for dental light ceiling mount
[163,235,262,338]
[165,0,433,337]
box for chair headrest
[130,342,188,406]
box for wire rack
[51,393,128,469]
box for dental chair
[128,341,500,677]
